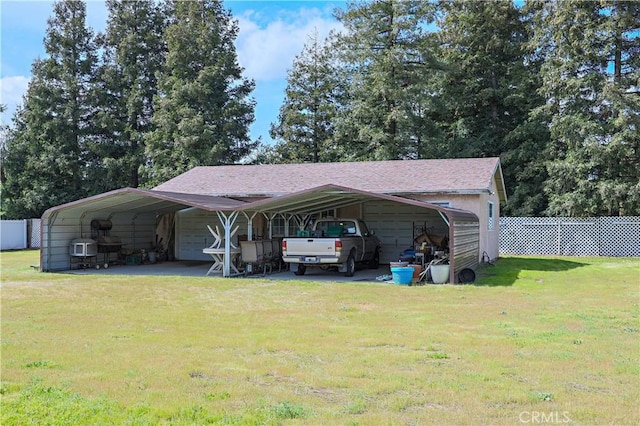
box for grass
[1,250,638,425]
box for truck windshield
[316,221,357,237]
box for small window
[488,202,494,230]
[431,201,451,208]
[272,216,297,237]
[320,209,336,218]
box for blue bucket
[391,267,413,285]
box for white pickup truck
[281,218,381,277]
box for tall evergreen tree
[531,0,640,216]
[143,0,256,186]
[0,104,10,214]
[437,0,547,215]
[93,0,167,189]
[2,0,98,218]
[269,31,345,163]
[334,0,442,160]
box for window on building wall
[488,201,494,230]
[430,201,451,208]
[320,209,336,218]
[308,209,337,227]
[271,216,298,237]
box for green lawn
[1,250,638,425]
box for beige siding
[410,186,501,262]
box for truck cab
[282,218,381,277]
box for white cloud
[235,8,343,81]
[0,75,29,124]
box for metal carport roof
[42,184,478,223]
[42,187,248,220]
[237,184,478,223]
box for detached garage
[41,158,506,283]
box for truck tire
[369,248,380,269]
[344,253,356,277]
[294,264,306,276]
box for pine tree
[143,0,256,186]
[2,0,98,218]
[269,31,345,163]
[92,0,166,189]
[531,0,640,216]
[437,0,547,215]
[333,0,442,160]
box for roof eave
[493,160,508,203]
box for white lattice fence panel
[598,216,640,257]
[500,217,558,255]
[500,216,640,257]
[29,219,41,248]
[559,218,598,256]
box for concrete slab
[64,261,393,283]
[65,261,212,277]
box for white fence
[500,216,640,257]
[3,217,639,257]
[30,219,41,248]
[0,219,41,250]
[1,220,27,250]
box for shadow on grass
[473,257,588,287]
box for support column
[216,211,239,277]
[241,211,259,274]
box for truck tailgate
[284,238,337,257]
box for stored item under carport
[70,238,98,269]
[91,219,123,266]
[458,268,476,283]
[391,267,414,285]
[430,264,450,284]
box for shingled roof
[153,157,506,202]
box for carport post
[241,211,259,274]
[241,211,258,240]
[216,211,239,277]
[264,213,280,239]
[283,215,291,237]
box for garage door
[363,200,448,264]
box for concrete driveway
[66,260,393,283]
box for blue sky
[0,0,346,144]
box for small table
[203,247,241,276]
